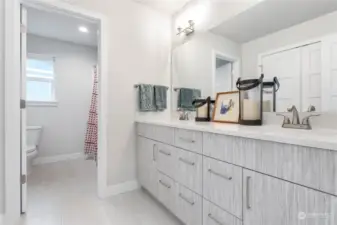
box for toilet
[26,126,42,175]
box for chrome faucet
[287,105,300,125]
[179,111,190,121]
[277,105,320,130]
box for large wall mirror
[171,0,337,114]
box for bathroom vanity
[136,120,337,225]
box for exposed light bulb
[78,26,89,33]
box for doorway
[212,51,240,96]
[4,0,108,222]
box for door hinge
[20,23,27,34]
[20,99,26,109]
[21,174,27,185]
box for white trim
[4,0,109,222]
[27,100,58,107]
[0,214,4,225]
[211,50,241,96]
[102,181,140,198]
[33,153,85,165]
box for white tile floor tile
[19,159,182,225]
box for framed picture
[212,91,240,123]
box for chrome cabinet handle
[179,157,195,166]
[159,180,171,189]
[179,193,195,205]
[208,213,225,225]
[159,149,171,156]
[246,176,252,209]
[208,168,232,180]
[179,137,195,143]
[152,144,157,161]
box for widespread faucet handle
[307,105,316,112]
[276,113,291,125]
[302,114,320,125]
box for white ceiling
[134,0,191,14]
[26,7,98,47]
[211,0,337,43]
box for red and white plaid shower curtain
[85,66,98,161]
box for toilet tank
[26,126,42,147]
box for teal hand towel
[154,85,167,111]
[139,84,156,112]
[178,88,201,111]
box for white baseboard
[33,152,85,165]
[103,180,139,198]
[0,214,3,225]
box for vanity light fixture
[176,20,195,36]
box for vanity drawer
[175,184,202,225]
[203,132,236,163]
[176,148,202,195]
[203,199,242,225]
[203,157,243,219]
[137,123,174,145]
[157,172,176,214]
[174,128,202,153]
[156,143,177,179]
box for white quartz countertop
[136,119,337,151]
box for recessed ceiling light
[79,26,89,33]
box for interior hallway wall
[27,34,97,158]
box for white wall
[172,31,241,113]
[0,0,172,211]
[242,10,337,77]
[65,0,172,186]
[0,0,4,215]
[26,34,97,157]
[215,63,232,93]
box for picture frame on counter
[212,91,240,123]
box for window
[26,55,56,105]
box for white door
[322,34,337,112]
[301,42,322,112]
[20,5,28,214]
[262,48,301,112]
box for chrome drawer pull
[208,168,232,180]
[152,144,157,161]
[208,214,225,225]
[246,176,252,209]
[179,157,195,166]
[179,137,196,143]
[159,149,171,156]
[178,193,195,205]
[159,180,171,189]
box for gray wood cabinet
[243,169,337,225]
[137,136,158,197]
[137,123,337,225]
[203,157,242,219]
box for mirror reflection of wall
[215,57,232,94]
[172,0,337,114]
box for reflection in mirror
[172,0,337,114]
[214,54,233,94]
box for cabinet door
[137,136,157,197]
[243,169,337,225]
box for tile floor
[19,159,182,225]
